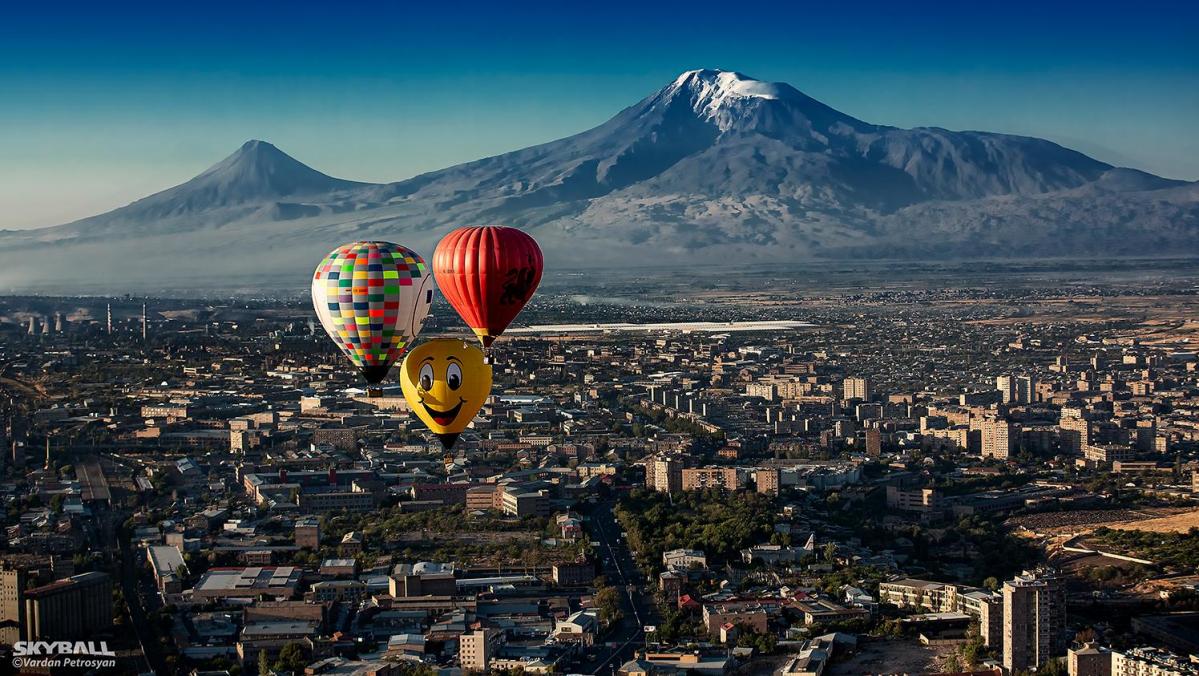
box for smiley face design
[400,338,492,448]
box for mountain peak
[233,138,282,156]
[186,140,366,202]
[672,69,794,103]
[659,68,857,134]
[212,139,303,172]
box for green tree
[272,642,307,673]
[258,649,270,676]
[960,634,984,668]
[594,584,623,625]
[823,542,837,562]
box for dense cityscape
[0,265,1197,676]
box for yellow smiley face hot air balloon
[400,338,492,449]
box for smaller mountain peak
[235,139,282,155]
[179,139,365,204]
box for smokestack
[44,437,51,470]
[142,303,147,342]
[106,304,112,335]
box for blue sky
[1,0,1196,229]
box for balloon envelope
[312,241,434,384]
[400,338,492,449]
[432,226,543,348]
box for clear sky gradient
[2,0,1196,229]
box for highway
[578,498,661,675]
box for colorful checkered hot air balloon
[311,241,434,384]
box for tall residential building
[1134,419,1157,453]
[22,571,113,641]
[981,418,1015,459]
[1016,375,1036,404]
[0,567,27,645]
[1003,569,1066,673]
[843,377,871,402]
[996,375,1016,404]
[865,428,882,457]
[648,456,683,494]
[1060,408,1090,455]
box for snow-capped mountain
[1,69,1194,291]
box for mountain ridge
[1,69,1195,290]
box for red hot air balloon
[433,226,543,348]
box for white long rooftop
[506,320,813,335]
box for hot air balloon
[399,338,492,449]
[312,241,434,384]
[432,226,543,348]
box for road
[578,498,661,675]
[106,505,166,675]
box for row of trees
[1093,526,1199,571]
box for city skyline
[0,264,1195,674]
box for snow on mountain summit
[659,68,859,133]
[672,69,790,102]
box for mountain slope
[0,69,1195,290]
